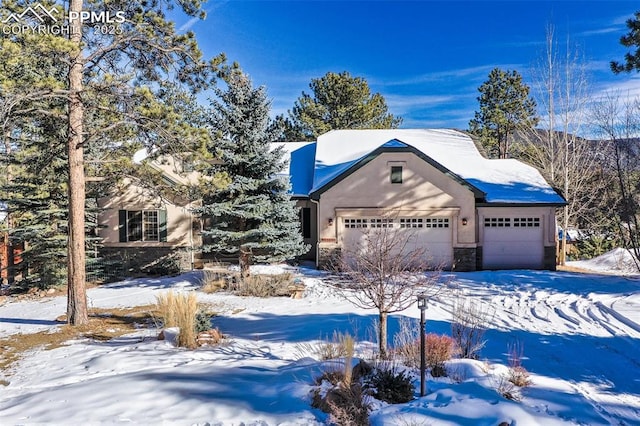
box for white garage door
[482,217,543,269]
[341,217,453,268]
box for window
[399,218,449,228]
[425,218,449,228]
[301,207,311,239]
[344,218,368,228]
[390,166,403,184]
[400,218,424,228]
[119,210,167,242]
[484,218,511,227]
[370,218,394,228]
[513,217,540,227]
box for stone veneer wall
[318,245,341,270]
[544,246,557,271]
[475,246,483,271]
[452,247,477,272]
[98,247,191,279]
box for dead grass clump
[507,341,531,387]
[297,331,355,361]
[155,291,198,349]
[232,273,295,297]
[200,270,227,293]
[0,305,155,374]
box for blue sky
[172,1,640,130]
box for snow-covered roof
[275,129,566,205]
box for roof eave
[476,201,568,207]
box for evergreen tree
[469,68,538,159]
[196,67,308,279]
[285,71,401,140]
[611,11,640,73]
[1,0,224,324]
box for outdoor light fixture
[417,293,427,397]
[462,218,468,226]
[328,218,334,226]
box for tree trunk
[379,311,388,359]
[239,243,251,281]
[66,0,88,325]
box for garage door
[482,217,543,269]
[341,217,453,268]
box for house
[97,155,201,274]
[97,129,565,274]
[276,129,566,271]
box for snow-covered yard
[0,263,638,425]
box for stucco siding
[317,152,477,248]
[98,179,196,248]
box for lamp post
[417,293,427,396]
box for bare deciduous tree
[523,26,604,264]
[591,92,640,271]
[328,221,442,359]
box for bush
[451,300,492,359]
[199,270,227,293]
[425,334,455,377]
[392,317,421,368]
[507,341,531,387]
[155,291,198,349]
[392,318,454,375]
[194,310,213,333]
[326,384,370,426]
[144,252,182,276]
[366,366,414,404]
[231,273,295,297]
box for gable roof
[274,129,566,205]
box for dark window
[301,207,311,239]
[119,210,165,242]
[484,218,511,227]
[127,211,143,241]
[390,166,403,184]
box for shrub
[200,270,227,293]
[311,359,371,426]
[508,366,531,387]
[155,291,198,349]
[144,252,182,276]
[232,273,295,297]
[392,318,455,375]
[366,366,414,404]
[194,310,213,333]
[507,341,531,387]
[492,373,520,401]
[392,317,421,368]
[326,384,370,426]
[425,333,455,377]
[451,299,492,359]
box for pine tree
[611,11,640,73]
[196,67,309,279]
[469,68,538,159]
[1,0,224,324]
[284,71,401,140]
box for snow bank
[569,247,640,275]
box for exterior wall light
[328,218,334,226]
[462,218,468,226]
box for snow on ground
[569,248,640,276]
[0,265,639,425]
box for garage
[340,217,453,268]
[482,216,544,269]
